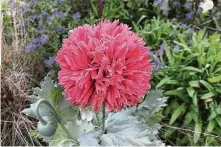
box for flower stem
[58,121,78,144]
[95,112,100,126]
[102,102,105,134]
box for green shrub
[153,30,221,145]
[134,17,221,145]
[132,17,180,47]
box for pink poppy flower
[56,19,152,112]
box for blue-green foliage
[22,76,167,146]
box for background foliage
[2,0,221,146]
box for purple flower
[11,1,17,8]
[73,12,81,19]
[24,8,31,14]
[25,43,38,52]
[188,28,195,33]
[181,23,187,28]
[31,15,37,20]
[173,1,180,6]
[23,1,33,7]
[48,70,55,75]
[187,39,192,45]
[150,51,162,68]
[174,45,182,52]
[56,26,65,32]
[157,44,165,56]
[40,36,48,45]
[24,18,30,24]
[53,11,65,17]
[155,57,162,68]
[185,12,193,19]
[196,8,201,14]
[33,0,38,5]
[47,16,52,21]
[38,19,43,27]
[184,3,192,9]
[32,37,41,44]
[154,0,161,6]
[53,9,58,14]
[39,29,45,35]
[44,56,56,66]
[57,12,65,17]
[41,11,47,16]
[56,0,64,3]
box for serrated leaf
[169,103,186,125]
[80,91,167,146]
[48,124,68,146]
[66,120,94,139]
[21,107,36,117]
[59,106,78,124]
[143,90,164,108]
[79,129,101,146]
[48,88,63,109]
[80,109,165,146]
[33,76,55,100]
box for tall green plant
[153,30,221,145]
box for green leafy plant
[132,17,180,48]
[153,30,221,145]
[88,0,130,23]
[22,76,167,146]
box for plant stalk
[102,102,105,134]
[58,121,78,144]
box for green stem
[58,121,78,144]
[160,55,165,66]
[95,112,100,126]
[102,102,105,134]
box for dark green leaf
[194,118,202,143]
[156,77,171,89]
[206,120,216,133]
[208,111,217,120]
[186,87,195,98]
[169,103,186,125]
[181,66,203,73]
[199,80,214,91]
